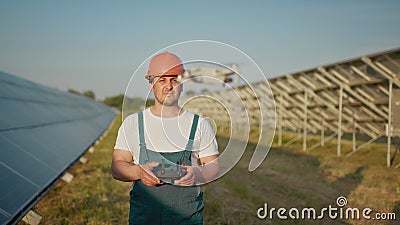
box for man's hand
[140,162,163,186]
[173,154,220,186]
[174,165,196,186]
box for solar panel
[0,71,116,225]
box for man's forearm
[195,160,220,184]
[111,161,141,182]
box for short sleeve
[114,116,133,151]
[197,118,219,158]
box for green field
[20,115,399,225]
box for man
[111,51,219,225]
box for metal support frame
[309,132,337,151]
[278,94,283,146]
[318,67,388,119]
[303,90,308,151]
[352,118,357,152]
[321,117,325,147]
[346,135,382,157]
[387,80,393,167]
[284,133,302,147]
[337,85,343,157]
[182,48,400,168]
[272,79,338,132]
[362,57,400,87]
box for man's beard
[154,93,179,106]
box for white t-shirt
[114,108,219,165]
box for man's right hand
[140,162,163,186]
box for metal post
[298,117,301,141]
[337,85,343,157]
[278,94,283,146]
[303,91,308,151]
[321,117,325,147]
[387,80,393,167]
[352,118,356,152]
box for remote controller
[153,159,187,182]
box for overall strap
[138,111,149,162]
[185,114,199,151]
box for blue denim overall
[129,111,204,225]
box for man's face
[151,75,183,106]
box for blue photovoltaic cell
[0,163,40,218]
[2,130,67,172]
[0,71,116,224]
[0,212,10,225]
[0,135,56,187]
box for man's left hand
[174,165,196,186]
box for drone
[177,64,240,85]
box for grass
[19,117,400,225]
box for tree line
[68,88,154,112]
[103,94,155,112]
[68,89,96,100]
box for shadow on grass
[388,202,399,225]
[203,136,365,225]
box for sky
[0,0,399,100]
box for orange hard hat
[145,51,185,80]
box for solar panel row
[181,48,400,168]
[0,72,116,225]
